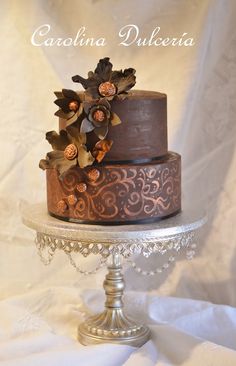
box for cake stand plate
[22,203,206,347]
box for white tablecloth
[0,287,236,366]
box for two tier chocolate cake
[40,58,181,224]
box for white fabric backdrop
[0,0,236,364]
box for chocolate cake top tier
[39,57,168,178]
[59,90,167,162]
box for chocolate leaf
[54,91,63,98]
[72,75,95,89]
[78,133,87,145]
[85,86,100,100]
[46,151,76,177]
[72,75,87,87]
[110,112,121,126]
[83,101,95,115]
[67,125,82,140]
[94,126,109,140]
[58,162,77,178]
[80,118,94,134]
[54,98,70,110]
[67,125,87,146]
[46,130,70,151]
[77,146,94,168]
[46,150,65,160]
[66,112,80,127]
[62,89,78,99]
[83,92,94,102]
[39,159,50,170]
[116,69,136,94]
[88,71,94,78]
[110,70,123,83]
[54,110,74,119]
[116,92,128,101]
[77,103,84,117]
[94,57,113,81]
[124,68,136,77]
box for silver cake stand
[22,203,206,347]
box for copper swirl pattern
[46,152,181,224]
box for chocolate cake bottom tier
[46,152,181,225]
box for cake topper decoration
[72,57,136,100]
[39,57,136,175]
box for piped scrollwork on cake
[46,153,181,223]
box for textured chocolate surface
[59,90,167,161]
[46,152,181,224]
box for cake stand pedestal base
[22,203,206,347]
[78,254,150,347]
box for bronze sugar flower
[80,98,121,140]
[72,57,136,100]
[39,127,94,177]
[54,89,83,127]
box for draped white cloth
[0,0,236,364]
[1,288,236,365]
